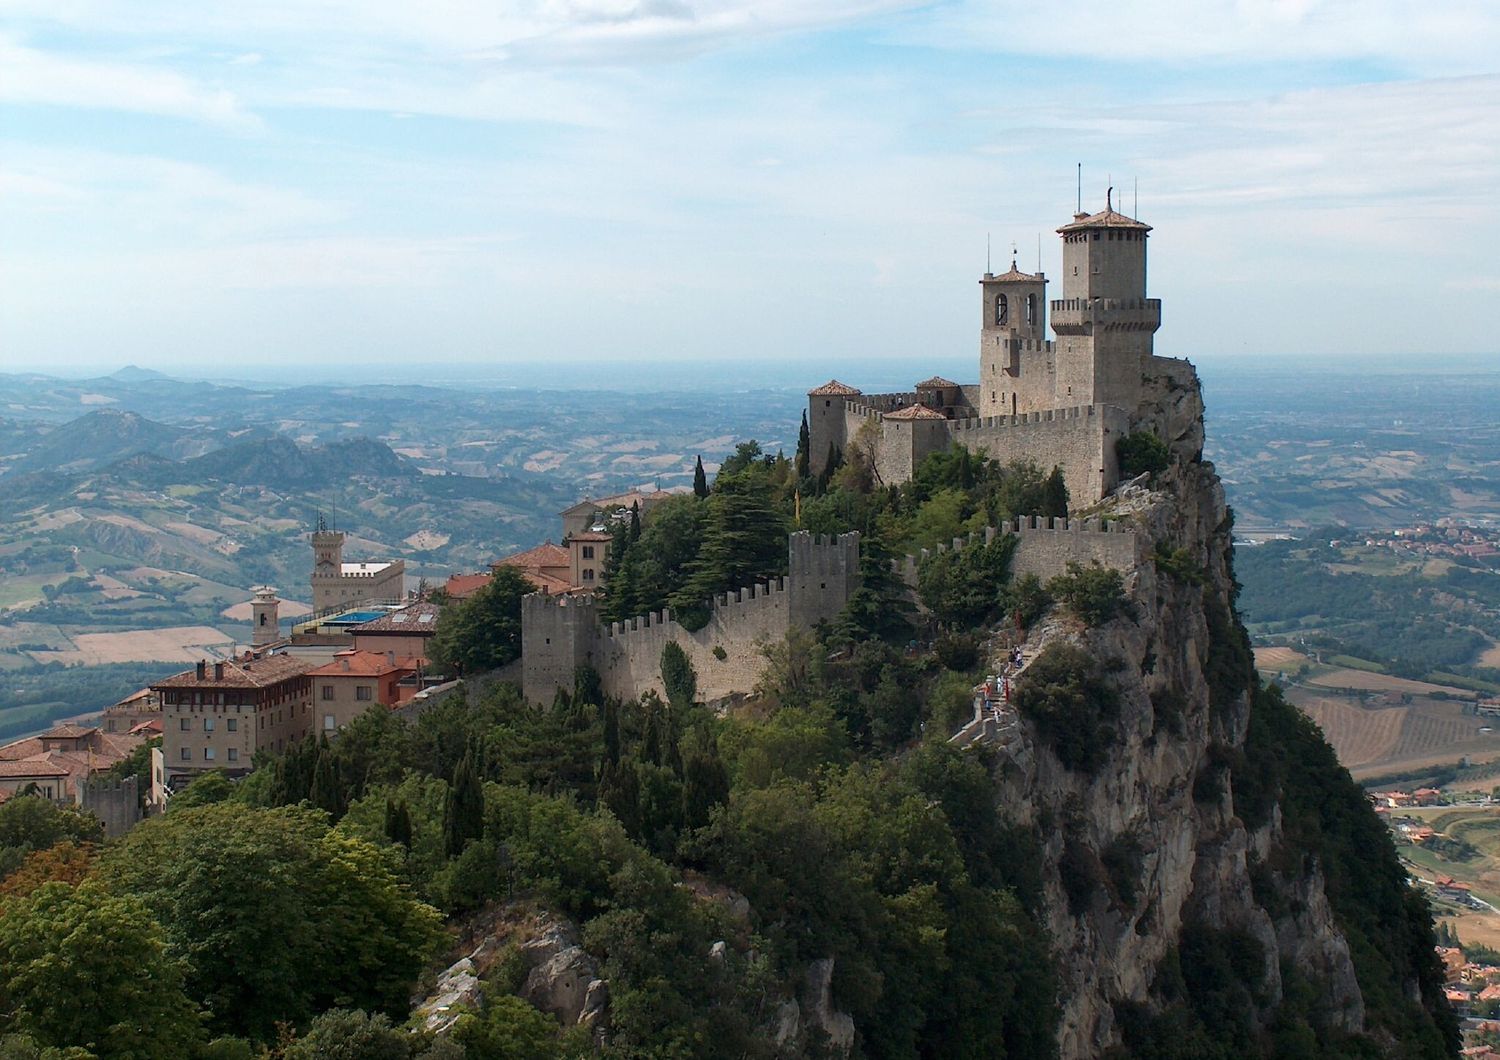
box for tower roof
[808,379,862,397]
[983,262,1044,283]
[915,376,959,389]
[1057,203,1150,234]
[885,404,948,421]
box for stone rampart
[78,776,141,838]
[521,532,860,705]
[947,403,1127,504]
[893,516,1139,596]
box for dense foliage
[428,566,533,675]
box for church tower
[250,586,281,647]
[1051,190,1160,411]
[978,254,1049,418]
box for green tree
[100,804,442,1041]
[0,797,102,880]
[428,566,532,675]
[444,751,485,857]
[670,470,787,631]
[451,995,558,1060]
[660,641,697,710]
[1041,465,1069,517]
[1047,562,1132,627]
[917,532,1018,630]
[693,455,708,498]
[282,1009,411,1060]
[1117,430,1171,477]
[795,412,811,479]
[0,882,204,1059]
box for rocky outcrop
[413,956,483,1035]
[801,958,856,1056]
[519,920,610,1033]
[991,369,1367,1057]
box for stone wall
[893,516,1140,597]
[522,532,860,704]
[79,776,141,838]
[947,403,1128,504]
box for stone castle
[521,195,1193,705]
[808,192,1191,503]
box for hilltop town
[0,202,1468,1059]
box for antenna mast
[987,232,991,274]
[1076,163,1081,213]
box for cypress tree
[1042,466,1070,519]
[443,751,484,857]
[629,501,641,542]
[660,641,697,710]
[603,698,621,767]
[693,455,709,498]
[796,411,811,478]
[395,801,413,848]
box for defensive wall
[79,776,142,838]
[947,403,1129,505]
[522,531,860,704]
[892,515,1141,596]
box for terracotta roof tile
[153,654,315,689]
[0,738,43,762]
[43,723,97,740]
[494,543,570,572]
[885,404,948,421]
[308,650,417,678]
[567,531,612,543]
[349,601,441,633]
[807,380,862,397]
[0,759,70,778]
[443,573,492,599]
[1057,206,1151,233]
[985,263,1043,283]
[916,376,959,389]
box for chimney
[213,661,224,681]
[195,660,206,680]
[341,656,350,672]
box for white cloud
[0,34,260,130]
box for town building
[349,600,441,664]
[0,722,141,801]
[152,654,316,792]
[492,542,574,594]
[308,649,417,733]
[310,517,405,613]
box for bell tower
[250,586,281,647]
[310,514,345,612]
[979,252,1049,418]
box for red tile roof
[986,263,1043,283]
[494,542,570,572]
[807,380,862,397]
[153,654,315,689]
[0,759,70,778]
[349,601,441,634]
[1057,205,1151,233]
[308,650,417,678]
[444,573,492,599]
[568,531,612,543]
[886,404,948,421]
[915,376,959,389]
[43,723,97,740]
[560,490,681,517]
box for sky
[2,1,1498,379]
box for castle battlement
[948,404,1104,432]
[892,516,1140,591]
[996,336,1056,354]
[521,531,860,705]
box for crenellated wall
[521,532,860,705]
[892,515,1140,599]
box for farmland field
[1287,685,1500,780]
[26,625,239,665]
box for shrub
[1047,562,1132,627]
[1118,431,1170,477]
[1013,643,1121,774]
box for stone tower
[806,380,862,477]
[250,586,281,647]
[310,515,345,612]
[978,256,1049,417]
[1051,190,1160,411]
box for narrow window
[180,747,191,761]
[204,747,216,761]
[228,748,239,762]
[324,714,336,731]
[203,717,214,732]
[356,686,372,702]
[227,718,237,732]
[321,685,334,701]
[1026,293,1036,325]
[995,294,1008,325]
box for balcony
[1050,297,1161,334]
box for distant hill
[8,409,231,476]
[184,436,416,489]
[106,365,169,383]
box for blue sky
[2,1,1497,377]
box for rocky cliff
[994,366,1456,1057]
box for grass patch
[1427,671,1500,695]
[1328,654,1387,673]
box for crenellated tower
[979,256,1051,417]
[1050,189,1160,411]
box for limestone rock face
[802,958,856,1056]
[413,956,483,1035]
[520,922,608,1029]
[993,370,1367,1057]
